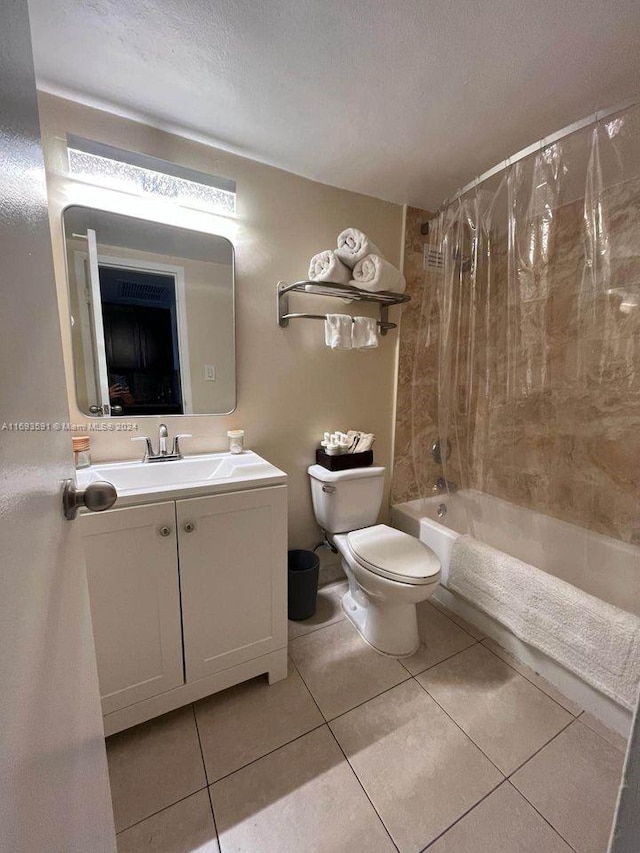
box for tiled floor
[107,582,627,853]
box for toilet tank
[307,464,386,533]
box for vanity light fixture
[66,134,236,216]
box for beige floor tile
[288,583,346,640]
[116,790,219,853]
[289,619,409,719]
[106,706,207,832]
[482,637,583,715]
[430,597,486,640]
[512,720,625,853]
[417,644,572,774]
[211,726,395,853]
[428,782,573,853]
[330,680,503,852]
[401,602,477,675]
[194,660,324,781]
[580,711,629,754]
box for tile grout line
[205,786,223,853]
[575,710,629,754]
[325,724,401,853]
[287,653,328,722]
[288,613,345,641]
[289,654,401,851]
[480,639,582,717]
[191,668,325,789]
[289,635,414,725]
[325,673,414,724]
[207,721,328,786]
[506,717,597,853]
[505,715,576,778]
[114,784,211,836]
[411,673,507,778]
[505,779,581,853]
[418,778,507,852]
[191,703,210,785]
[427,600,485,642]
[192,704,223,847]
[401,638,480,679]
[415,660,578,784]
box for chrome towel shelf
[277,280,410,336]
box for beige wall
[38,93,404,549]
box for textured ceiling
[28,0,640,209]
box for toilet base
[341,589,420,658]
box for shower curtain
[412,103,640,548]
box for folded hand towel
[351,316,379,349]
[335,228,381,268]
[324,314,352,349]
[351,253,406,293]
[307,250,351,285]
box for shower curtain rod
[440,96,639,210]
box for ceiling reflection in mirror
[63,206,235,417]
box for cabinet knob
[159,525,172,537]
[183,521,195,533]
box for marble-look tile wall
[392,206,439,505]
[393,182,640,544]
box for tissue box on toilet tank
[315,448,374,471]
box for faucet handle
[173,434,193,458]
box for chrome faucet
[158,423,169,455]
[432,476,458,494]
[132,424,192,462]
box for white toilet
[308,464,440,656]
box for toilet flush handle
[322,484,336,494]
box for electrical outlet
[204,364,216,381]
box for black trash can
[288,549,320,621]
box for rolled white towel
[324,314,352,350]
[350,253,406,293]
[307,250,351,286]
[335,228,381,268]
[351,316,379,350]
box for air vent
[117,279,167,301]
[423,245,472,273]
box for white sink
[76,451,287,505]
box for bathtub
[392,490,640,733]
[392,489,640,617]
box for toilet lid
[347,524,441,585]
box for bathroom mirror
[62,206,235,416]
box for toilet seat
[346,524,441,586]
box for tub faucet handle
[433,476,457,494]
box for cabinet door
[80,502,184,715]
[177,486,287,682]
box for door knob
[183,521,195,533]
[63,479,117,520]
[159,525,172,537]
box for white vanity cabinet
[79,471,288,736]
[81,501,184,715]
[177,487,287,681]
